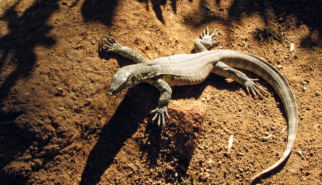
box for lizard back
[147,52,219,86]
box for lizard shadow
[99,49,135,68]
[80,84,156,185]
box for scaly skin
[100,27,298,183]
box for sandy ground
[0,0,322,184]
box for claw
[254,87,263,99]
[250,78,259,81]
[246,87,250,95]
[210,29,216,37]
[161,113,165,126]
[152,110,158,122]
[250,87,256,97]
[151,107,169,127]
[244,78,268,99]
[100,35,119,52]
[165,111,170,119]
[157,114,161,126]
[254,84,268,94]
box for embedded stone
[166,100,208,159]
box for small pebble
[297,149,302,156]
[206,95,211,101]
[290,43,294,52]
[262,134,272,141]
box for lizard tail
[220,51,298,183]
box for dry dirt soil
[0,0,322,184]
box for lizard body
[101,28,298,183]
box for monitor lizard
[100,27,298,183]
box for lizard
[100,27,298,183]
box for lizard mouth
[108,84,123,95]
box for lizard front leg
[100,36,146,64]
[148,78,172,127]
[194,27,219,53]
[212,61,268,98]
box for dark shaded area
[80,85,156,185]
[81,0,118,26]
[0,0,57,113]
[0,1,58,184]
[81,0,195,25]
[184,0,322,47]
[0,118,38,184]
[138,0,194,23]
[99,48,135,68]
[138,0,168,24]
[228,0,322,46]
[81,0,322,45]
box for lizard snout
[108,88,115,95]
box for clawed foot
[244,79,268,99]
[151,106,170,127]
[100,36,121,52]
[200,27,219,47]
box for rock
[166,101,207,159]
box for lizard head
[108,65,139,95]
